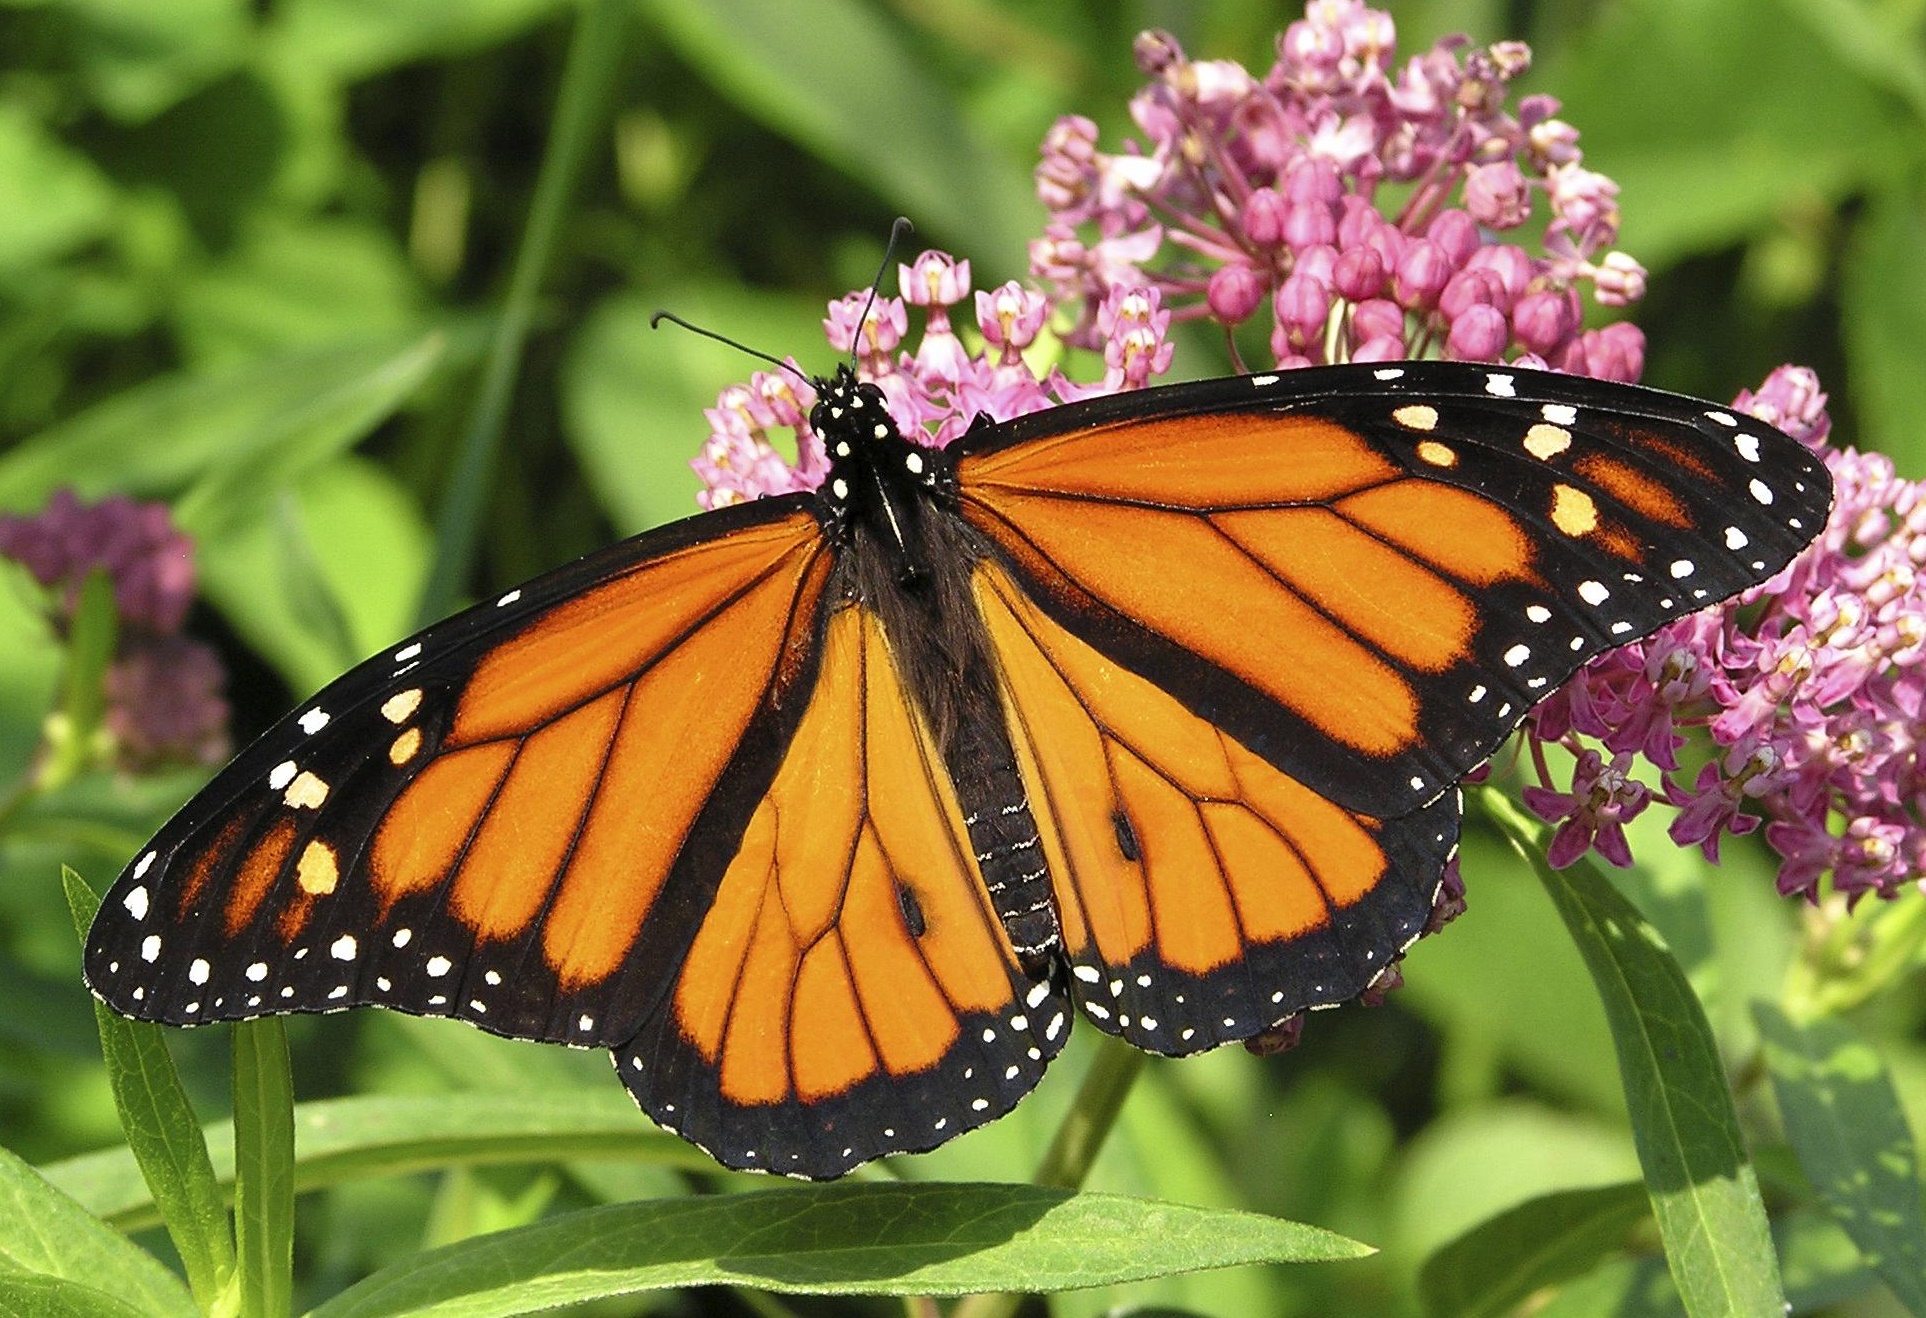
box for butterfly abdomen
[950,725,1059,975]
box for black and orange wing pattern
[83,358,1832,1178]
[83,495,832,1055]
[954,362,1829,1048]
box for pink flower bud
[1426,208,1480,267]
[1351,334,1407,363]
[1464,243,1533,304]
[1351,297,1406,344]
[1207,262,1266,324]
[1332,245,1387,301]
[1584,321,1645,382]
[1274,271,1331,345]
[1242,187,1288,246]
[1133,29,1183,77]
[1394,238,1450,309]
[1512,288,1577,355]
[1439,268,1501,321]
[1282,155,1342,205]
[1445,303,1509,361]
[1293,243,1338,287]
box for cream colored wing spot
[389,727,424,765]
[1415,440,1457,468]
[297,840,339,895]
[283,771,329,810]
[1523,423,1571,460]
[1392,404,1439,431]
[1551,484,1598,537]
[381,689,424,723]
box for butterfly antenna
[850,216,914,371]
[648,311,812,386]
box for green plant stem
[414,0,628,628]
[950,1035,1147,1318]
[36,569,117,793]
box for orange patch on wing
[1110,746,1243,974]
[842,827,958,1076]
[1574,454,1690,527]
[449,688,625,944]
[718,892,800,1106]
[453,515,820,744]
[1199,804,1325,940]
[1338,479,1538,586]
[370,741,515,904]
[539,550,829,991]
[179,816,246,916]
[1216,505,1476,673]
[966,489,1418,757]
[790,933,878,1101]
[226,817,296,938]
[963,413,1400,508]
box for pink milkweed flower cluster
[692,252,1179,509]
[1029,6,1647,376]
[0,491,229,769]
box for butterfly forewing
[85,499,829,1044]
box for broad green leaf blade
[635,0,1035,274]
[0,336,450,515]
[172,330,445,542]
[1480,794,1785,1318]
[61,868,235,1310]
[42,1089,695,1232]
[0,1269,161,1318]
[232,1019,295,1318]
[307,1184,1368,1316]
[1843,185,1926,471]
[0,1145,195,1318]
[1419,1181,1651,1318]
[1753,1002,1926,1316]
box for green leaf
[1541,0,1906,267]
[61,867,235,1311]
[0,104,117,275]
[0,1144,196,1318]
[0,1269,164,1318]
[42,1089,696,1232]
[1480,793,1786,1318]
[307,1184,1368,1316]
[1753,1003,1926,1316]
[232,1018,295,1318]
[561,286,827,531]
[264,0,572,82]
[169,212,427,373]
[0,335,450,515]
[1418,1182,1650,1318]
[59,0,253,122]
[635,0,1037,274]
[1842,185,1926,472]
[171,329,444,543]
[194,457,432,696]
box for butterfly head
[809,365,897,453]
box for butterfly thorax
[811,366,1061,974]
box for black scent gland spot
[897,882,927,938]
[1112,809,1140,862]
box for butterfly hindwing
[617,603,1071,1178]
[975,562,1453,1052]
[956,362,1831,820]
[84,500,832,1046]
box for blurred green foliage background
[1,0,1924,1313]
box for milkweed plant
[0,2,1920,1316]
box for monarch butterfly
[84,358,1830,1178]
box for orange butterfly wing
[84,502,833,1048]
